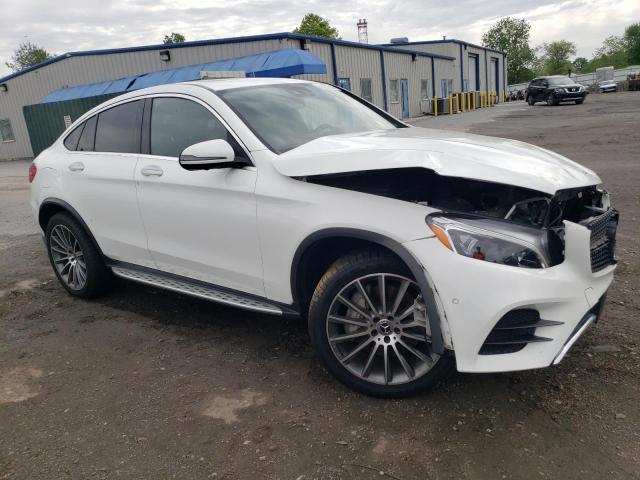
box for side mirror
[179,139,238,171]
[542,81,549,88]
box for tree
[163,33,186,44]
[590,35,628,70]
[293,13,340,39]
[5,42,54,72]
[624,23,640,65]
[572,57,589,73]
[539,40,576,75]
[482,17,535,84]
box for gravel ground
[1,92,639,480]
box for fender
[38,197,105,257]
[291,228,445,354]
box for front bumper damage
[404,220,615,373]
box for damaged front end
[298,167,618,271]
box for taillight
[28,163,37,183]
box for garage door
[468,55,479,91]
[490,58,498,92]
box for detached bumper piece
[479,309,563,355]
[552,298,605,365]
[583,208,619,272]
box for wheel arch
[290,228,444,354]
[39,198,104,257]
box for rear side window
[77,115,97,152]
[63,123,85,150]
[150,97,230,158]
[94,100,143,153]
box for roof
[380,39,506,56]
[0,32,455,85]
[42,48,326,102]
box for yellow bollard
[449,94,453,114]
[462,92,466,112]
[434,96,438,116]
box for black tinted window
[64,122,84,150]
[94,101,143,153]
[150,98,230,158]
[77,115,97,152]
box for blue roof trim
[0,32,455,85]
[380,39,506,56]
[41,48,327,103]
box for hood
[274,128,601,195]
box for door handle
[68,161,85,172]
[141,165,164,177]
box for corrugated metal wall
[381,52,433,118]
[334,46,385,109]
[22,93,119,158]
[389,42,506,95]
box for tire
[575,99,584,105]
[308,249,452,398]
[527,95,535,106]
[546,93,557,106]
[45,212,112,298]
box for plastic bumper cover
[403,220,615,373]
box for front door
[400,79,409,118]
[135,96,264,296]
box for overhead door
[468,55,479,91]
[490,58,498,93]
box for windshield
[547,76,573,86]
[217,83,399,153]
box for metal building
[0,32,504,161]
[381,39,507,99]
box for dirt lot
[1,92,639,480]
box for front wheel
[575,99,584,104]
[546,93,557,106]
[527,95,535,106]
[308,249,452,398]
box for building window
[441,79,454,97]
[0,118,15,142]
[338,78,351,91]
[360,78,373,102]
[420,79,429,100]
[390,79,399,103]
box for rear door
[135,95,263,295]
[60,100,153,266]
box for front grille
[567,87,579,92]
[583,209,618,272]
[479,309,563,355]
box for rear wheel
[308,249,452,398]
[45,213,112,298]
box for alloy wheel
[326,273,439,386]
[49,224,87,290]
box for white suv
[30,78,618,397]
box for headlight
[426,214,547,268]
[554,88,565,93]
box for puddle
[0,367,43,404]
[200,389,268,424]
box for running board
[111,266,283,315]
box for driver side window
[150,97,240,158]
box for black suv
[526,75,587,106]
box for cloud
[1,0,638,77]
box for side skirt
[108,261,299,317]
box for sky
[1,0,639,77]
